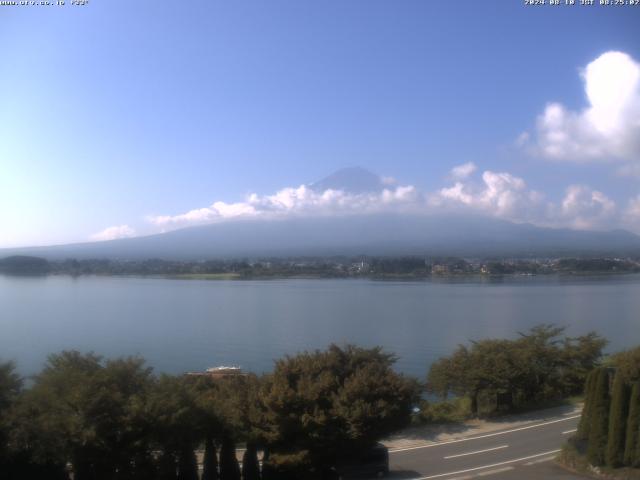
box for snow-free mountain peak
[309,167,386,194]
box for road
[388,411,585,479]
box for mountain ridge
[4,168,640,260]
[309,166,386,194]
[2,213,640,260]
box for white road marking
[477,466,514,476]
[562,428,577,435]
[411,449,561,479]
[390,416,580,453]
[523,455,556,465]
[444,445,508,459]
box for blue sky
[1,0,639,247]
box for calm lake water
[1,274,639,378]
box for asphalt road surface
[388,412,585,479]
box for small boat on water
[185,365,246,378]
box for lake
[1,274,639,379]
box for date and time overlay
[525,0,639,6]
[1,0,87,6]
[1,0,640,7]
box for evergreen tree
[625,383,640,467]
[636,423,640,469]
[242,443,260,480]
[202,437,219,480]
[612,347,640,384]
[14,459,70,480]
[0,361,22,477]
[587,368,611,466]
[132,452,157,480]
[157,452,178,480]
[219,437,241,480]
[577,369,597,441]
[260,450,276,480]
[606,373,630,467]
[177,447,199,480]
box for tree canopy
[1,345,419,478]
[0,333,627,478]
[427,325,606,416]
[257,344,419,472]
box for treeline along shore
[2,255,640,278]
[2,325,637,479]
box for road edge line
[412,449,561,479]
[444,445,509,459]
[390,416,579,453]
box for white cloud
[556,185,617,230]
[480,171,528,217]
[450,162,477,180]
[431,170,621,230]
[626,195,640,219]
[432,170,548,223]
[622,195,640,231]
[145,167,631,234]
[524,51,640,166]
[437,182,474,205]
[147,184,423,229]
[90,225,136,242]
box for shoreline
[4,271,640,281]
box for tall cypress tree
[587,368,611,466]
[606,373,630,467]
[157,452,178,480]
[625,382,640,467]
[260,449,276,480]
[132,452,157,480]
[14,460,71,480]
[73,456,93,480]
[636,422,640,468]
[202,437,219,480]
[177,447,199,480]
[219,437,241,480]
[242,443,260,480]
[577,369,597,441]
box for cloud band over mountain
[107,162,637,242]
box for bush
[412,398,470,424]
